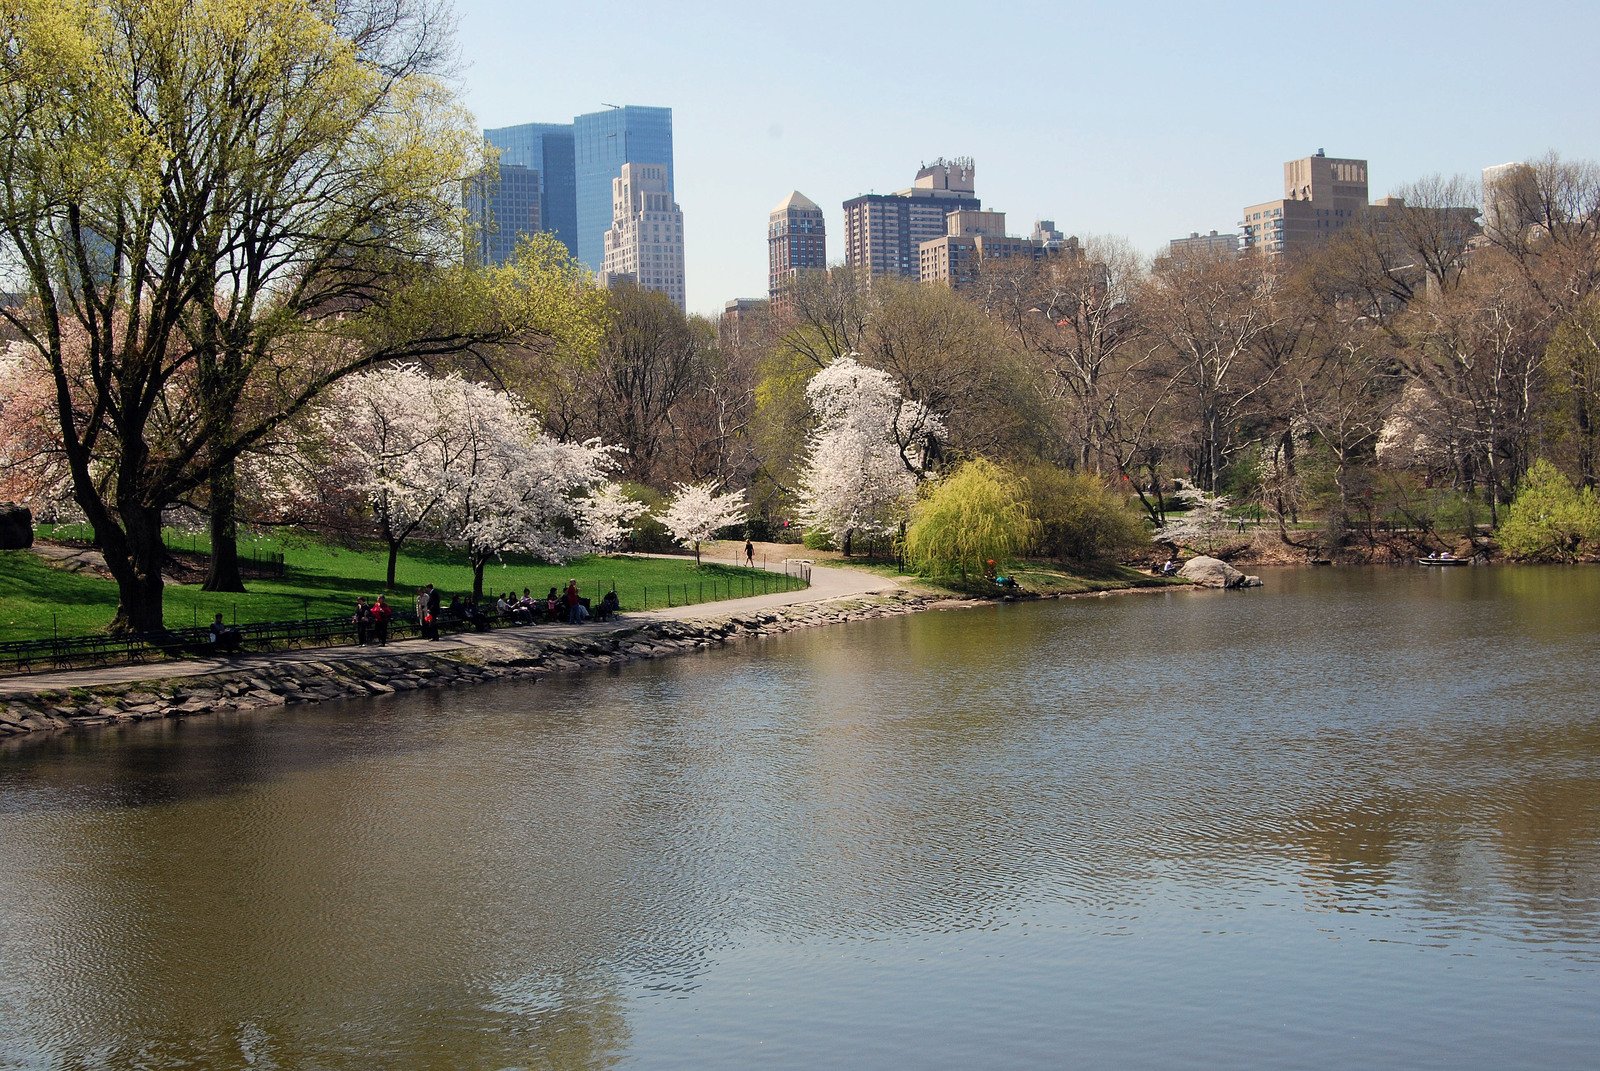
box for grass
[0,537,805,642]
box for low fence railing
[0,565,811,678]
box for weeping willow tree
[904,458,1038,581]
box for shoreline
[0,589,939,739]
[0,562,1192,741]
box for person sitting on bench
[209,613,242,653]
[595,590,620,622]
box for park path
[0,555,900,698]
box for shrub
[801,528,835,551]
[1497,459,1600,561]
[1017,463,1148,564]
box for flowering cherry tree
[797,353,942,555]
[0,343,76,518]
[312,365,469,587]
[661,482,748,564]
[1152,481,1233,554]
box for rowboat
[1418,554,1468,566]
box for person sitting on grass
[209,613,241,653]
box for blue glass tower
[482,122,577,260]
[573,106,674,272]
[482,106,673,274]
[464,163,541,267]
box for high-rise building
[1481,161,1539,245]
[483,106,674,275]
[482,123,575,258]
[768,191,827,302]
[463,163,542,267]
[600,163,686,310]
[1165,230,1240,263]
[1240,151,1369,257]
[1031,220,1074,253]
[574,106,674,272]
[843,158,980,279]
[918,210,1069,289]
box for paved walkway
[0,558,901,697]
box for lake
[2,566,1597,1069]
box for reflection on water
[1,566,1598,1069]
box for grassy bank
[0,539,803,641]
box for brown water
[1,566,1598,1069]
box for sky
[452,0,1599,317]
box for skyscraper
[600,163,686,311]
[843,158,980,279]
[482,122,575,258]
[483,106,675,275]
[768,191,826,302]
[1240,151,1368,257]
[574,106,674,272]
[463,163,542,267]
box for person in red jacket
[369,594,392,646]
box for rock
[1177,555,1262,589]
[0,503,33,549]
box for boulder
[1177,555,1262,589]
[0,503,33,550]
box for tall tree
[0,1,596,631]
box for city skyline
[453,0,1598,316]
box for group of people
[351,594,395,646]
[348,579,623,646]
[491,581,618,625]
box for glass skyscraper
[464,163,541,267]
[482,122,576,260]
[482,106,673,275]
[572,106,673,272]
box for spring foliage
[797,353,941,545]
[661,482,747,565]
[904,459,1038,580]
[1018,464,1148,564]
[1497,459,1600,561]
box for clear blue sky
[453,0,1598,317]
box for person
[370,594,392,646]
[424,583,441,640]
[744,539,755,567]
[353,597,372,646]
[1161,556,1179,577]
[413,587,427,637]
[564,579,580,623]
[545,587,561,622]
[495,593,512,620]
[209,613,241,653]
[595,589,620,622]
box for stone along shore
[0,591,947,738]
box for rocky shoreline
[0,590,952,739]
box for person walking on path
[353,597,372,646]
[745,539,755,567]
[370,595,392,646]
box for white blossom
[661,481,747,564]
[797,353,941,547]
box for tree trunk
[202,456,247,592]
[843,528,853,557]
[107,504,168,635]
[386,539,401,589]
[472,556,486,601]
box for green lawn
[0,538,805,641]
